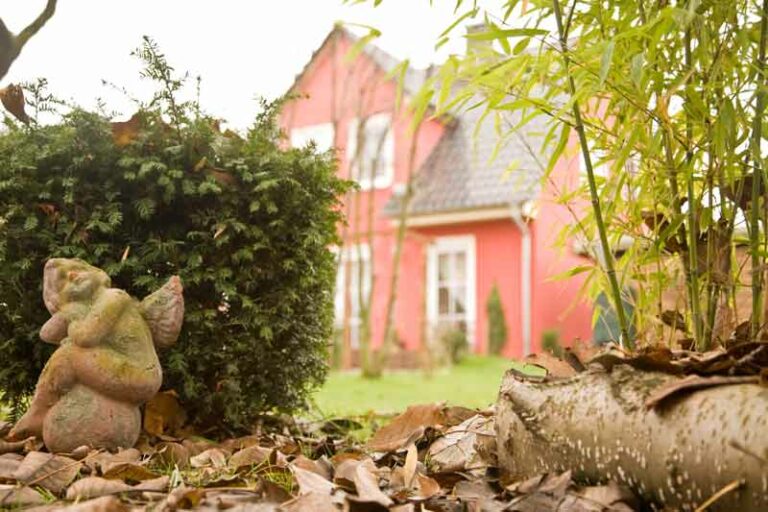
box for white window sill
[356,173,394,191]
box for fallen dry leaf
[207,168,238,186]
[413,473,441,500]
[65,477,132,500]
[220,435,261,452]
[0,485,46,507]
[153,441,190,468]
[0,438,30,455]
[59,495,129,512]
[132,475,170,492]
[403,443,418,489]
[506,474,545,494]
[101,462,160,482]
[229,444,273,469]
[292,465,334,496]
[111,113,141,147]
[65,446,92,461]
[367,403,445,453]
[280,491,337,512]
[352,461,392,508]
[143,390,187,437]
[427,414,496,473]
[13,451,81,494]
[453,479,498,502]
[88,448,141,475]
[645,374,759,409]
[163,485,206,509]
[537,471,572,497]
[333,458,377,491]
[259,478,293,504]
[0,457,20,481]
[0,84,29,124]
[523,351,577,378]
[577,480,637,509]
[190,447,228,469]
[292,455,332,481]
[507,471,636,512]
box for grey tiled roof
[386,102,547,217]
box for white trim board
[398,207,511,227]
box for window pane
[454,252,466,281]
[291,123,334,152]
[438,254,450,282]
[453,287,466,314]
[438,287,450,314]
[364,124,390,179]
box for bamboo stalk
[750,0,768,340]
[552,0,631,347]
[683,25,705,349]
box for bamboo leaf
[465,28,548,41]
[599,40,615,85]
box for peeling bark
[496,365,768,511]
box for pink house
[280,26,594,364]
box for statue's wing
[140,276,184,349]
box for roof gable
[286,25,428,100]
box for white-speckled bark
[496,365,768,511]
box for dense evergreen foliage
[0,39,351,428]
[486,284,508,356]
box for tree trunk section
[496,365,768,511]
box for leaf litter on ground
[0,386,645,510]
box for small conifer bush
[486,284,508,355]
[0,38,351,428]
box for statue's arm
[40,312,68,344]
[68,289,130,348]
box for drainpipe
[510,203,532,356]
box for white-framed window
[334,244,372,349]
[426,236,477,348]
[290,122,335,152]
[347,112,394,189]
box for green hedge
[0,40,352,429]
[486,284,508,355]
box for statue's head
[43,258,111,313]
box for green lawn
[311,356,536,416]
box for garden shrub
[0,39,351,429]
[542,329,563,358]
[440,327,468,364]
[486,284,508,355]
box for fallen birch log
[496,364,768,511]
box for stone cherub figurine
[8,258,184,453]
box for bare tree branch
[0,0,58,82]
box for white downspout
[510,204,532,356]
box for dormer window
[347,112,394,189]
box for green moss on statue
[9,258,184,452]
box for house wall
[411,219,525,356]
[530,149,595,352]
[279,29,595,362]
[279,31,445,361]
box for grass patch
[311,356,538,416]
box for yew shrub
[0,39,351,428]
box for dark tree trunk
[496,365,768,511]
